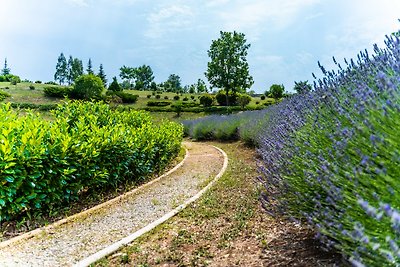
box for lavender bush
[258,32,400,266]
[183,28,400,265]
[182,109,269,145]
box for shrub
[255,101,259,105]
[43,86,72,98]
[190,95,195,100]
[114,91,139,103]
[35,80,42,84]
[45,81,57,85]
[29,85,35,90]
[215,90,238,106]
[155,94,161,99]
[108,77,122,92]
[182,97,188,101]
[199,94,214,107]
[147,101,171,107]
[237,94,251,109]
[260,95,266,100]
[164,96,169,100]
[0,101,183,222]
[0,90,11,101]
[147,95,151,98]
[171,101,183,117]
[70,74,105,100]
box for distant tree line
[54,53,107,87]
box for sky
[0,0,399,93]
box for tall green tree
[134,65,154,90]
[119,65,135,88]
[205,31,253,105]
[97,64,107,87]
[165,74,182,93]
[71,58,83,82]
[1,58,11,76]
[87,58,94,75]
[196,78,208,93]
[54,53,68,84]
[67,56,74,85]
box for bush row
[0,101,183,221]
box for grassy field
[0,82,275,110]
[93,142,340,266]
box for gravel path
[0,141,224,267]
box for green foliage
[0,101,183,221]
[237,94,251,109]
[43,86,72,98]
[269,84,285,99]
[71,74,105,100]
[97,64,107,87]
[173,95,180,100]
[293,80,312,94]
[54,53,68,84]
[113,91,139,103]
[199,94,214,107]
[215,90,238,106]
[147,100,171,107]
[260,95,265,100]
[86,58,94,75]
[29,85,35,90]
[171,101,183,117]
[205,31,253,105]
[1,58,11,76]
[0,90,11,101]
[164,74,182,93]
[108,77,122,92]
[119,65,154,90]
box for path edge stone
[74,145,228,267]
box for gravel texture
[0,141,224,267]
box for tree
[71,58,83,82]
[66,56,74,85]
[54,53,68,84]
[119,65,135,88]
[165,74,182,93]
[196,78,208,93]
[1,58,11,76]
[71,74,104,100]
[108,77,122,92]
[237,94,252,109]
[97,64,107,87]
[87,58,94,75]
[205,31,253,105]
[134,65,154,90]
[294,80,312,94]
[269,84,285,99]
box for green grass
[0,83,275,111]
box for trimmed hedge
[0,101,183,221]
[43,86,72,98]
[0,90,11,101]
[147,100,171,107]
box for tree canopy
[205,31,253,105]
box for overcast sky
[1,0,399,92]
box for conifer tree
[1,58,11,76]
[87,58,94,75]
[54,53,67,84]
[97,64,107,87]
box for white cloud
[146,5,194,38]
[67,0,89,7]
[217,0,320,40]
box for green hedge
[0,101,183,221]
[0,90,11,102]
[147,100,171,107]
[43,86,72,98]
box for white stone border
[74,145,228,267]
[0,147,189,249]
